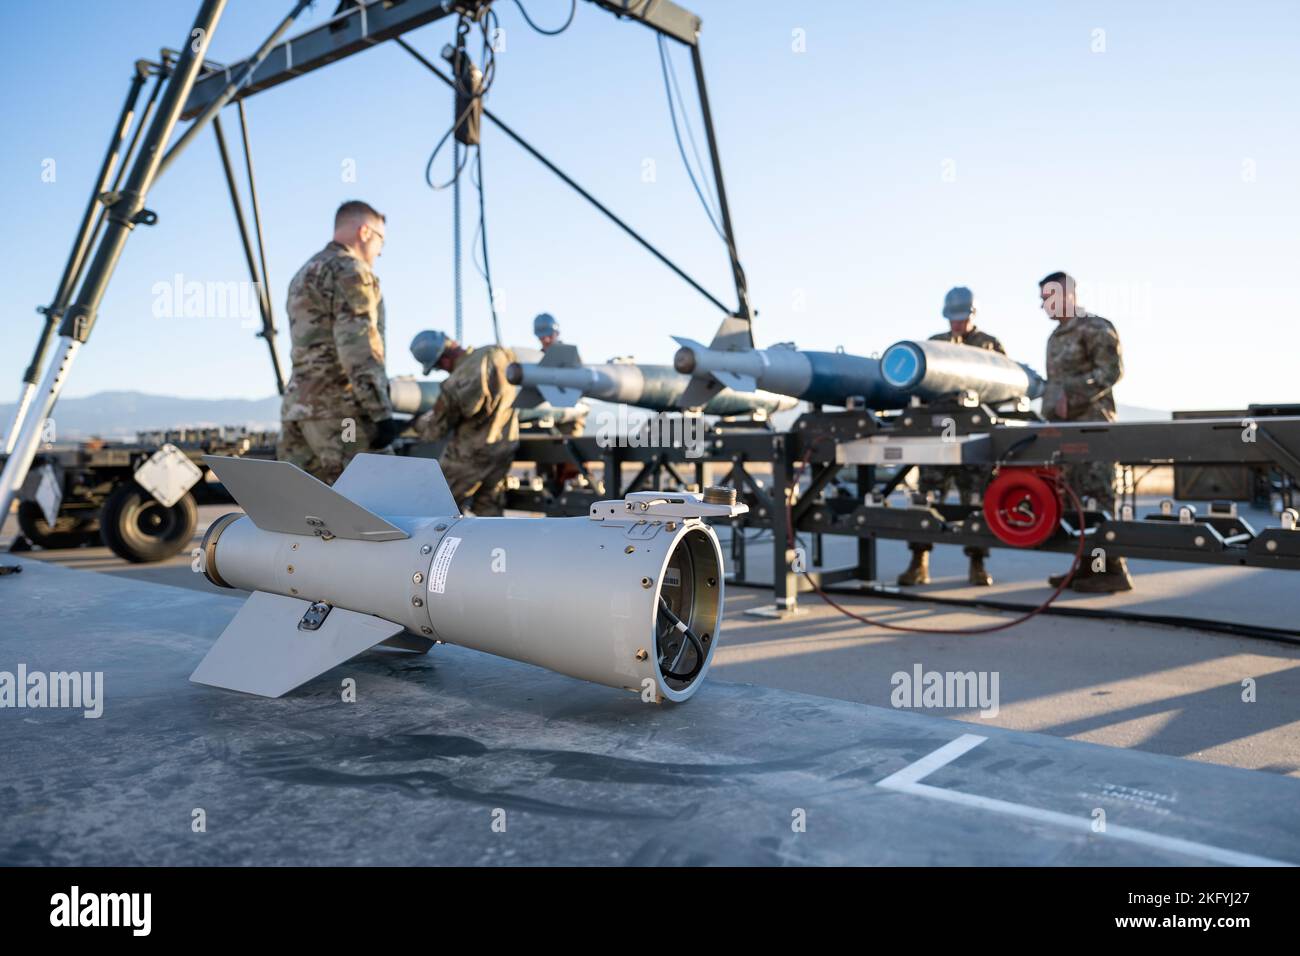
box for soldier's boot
[1070,555,1134,594]
[897,546,931,586]
[966,549,992,587]
[1048,562,1094,589]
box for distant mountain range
[0,391,281,440]
[0,390,1173,441]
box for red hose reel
[982,467,1063,548]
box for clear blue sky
[2,0,1297,412]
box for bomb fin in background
[672,335,758,394]
[672,312,755,409]
[517,342,584,408]
[329,451,459,519]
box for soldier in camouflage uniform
[898,287,1004,587]
[410,330,520,516]
[278,201,400,484]
[1039,271,1133,593]
[534,312,585,439]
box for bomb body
[507,356,796,417]
[672,338,910,409]
[193,454,743,702]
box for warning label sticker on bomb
[428,536,462,595]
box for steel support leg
[3,63,152,454]
[0,0,229,526]
[236,100,284,394]
[771,435,797,611]
[857,464,877,583]
[213,114,283,394]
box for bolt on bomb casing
[192,454,745,702]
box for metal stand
[0,0,319,522]
[0,0,230,525]
[3,60,161,455]
[213,113,284,393]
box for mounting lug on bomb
[589,489,749,521]
[297,602,332,632]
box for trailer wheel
[99,482,198,563]
[15,501,100,550]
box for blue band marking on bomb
[672,337,911,409]
[802,350,911,408]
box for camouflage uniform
[542,340,586,438]
[415,345,520,515]
[1043,311,1123,512]
[278,241,393,483]
[915,326,1006,507]
[554,412,586,438]
[909,327,1006,564]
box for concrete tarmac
[3,556,1298,866]
[4,499,1299,778]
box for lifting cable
[234,99,285,394]
[473,150,503,347]
[656,33,724,240]
[396,37,735,318]
[454,139,463,342]
[512,0,576,36]
[420,0,656,349]
[422,11,500,344]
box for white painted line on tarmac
[876,733,989,789]
[877,733,1296,868]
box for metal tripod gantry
[0,0,753,533]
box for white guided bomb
[191,453,746,702]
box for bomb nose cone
[674,346,697,375]
[505,362,524,385]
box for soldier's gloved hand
[370,418,404,449]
